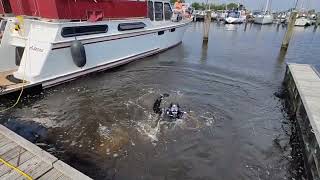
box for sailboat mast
[264,0,270,14]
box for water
[1,22,320,179]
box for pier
[283,64,320,179]
[0,124,91,180]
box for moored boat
[0,0,191,95]
[254,0,273,25]
[225,11,244,24]
[254,14,273,24]
[295,15,311,27]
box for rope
[0,157,33,180]
[0,82,25,113]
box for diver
[153,94,185,121]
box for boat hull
[254,15,273,24]
[0,18,191,93]
[295,18,311,27]
[225,17,243,24]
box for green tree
[191,2,202,10]
[191,1,240,11]
[171,0,184,4]
[227,3,239,10]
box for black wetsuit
[153,95,184,120]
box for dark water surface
[1,22,320,180]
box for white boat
[211,11,218,20]
[0,0,191,95]
[295,16,311,26]
[192,10,205,21]
[225,11,244,24]
[217,10,228,21]
[254,14,273,24]
[254,0,273,24]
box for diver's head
[169,103,180,118]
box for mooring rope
[0,156,33,180]
[0,84,25,113]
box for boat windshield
[227,11,240,18]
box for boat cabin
[0,0,148,20]
[0,0,174,22]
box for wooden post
[281,11,298,49]
[244,15,249,32]
[203,10,211,43]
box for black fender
[70,40,86,68]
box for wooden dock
[0,70,29,96]
[0,124,92,180]
[284,63,320,179]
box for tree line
[191,2,239,11]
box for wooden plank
[0,142,19,155]
[38,169,65,180]
[0,125,92,179]
[0,125,57,165]
[0,137,13,147]
[0,146,26,163]
[20,160,52,179]
[0,151,35,177]
[57,174,73,180]
[1,156,51,179]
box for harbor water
[1,22,320,179]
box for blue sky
[186,0,320,11]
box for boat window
[0,20,7,31]
[61,25,108,37]
[118,22,146,31]
[158,31,164,35]
[227,11,240,18]
[148,1,154,21]
[154,2,163,21]
[15,47,24,66]
[164,3,172,20]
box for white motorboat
[254,0,273,24]
[225,11,244,24]
[295,13,311,27]
[0,0,191,95]
[295,16,311,26]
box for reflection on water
[1,22,320,179]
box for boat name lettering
[30,46,44,52]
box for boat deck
[0,70,29,95]
[0,124,92,180]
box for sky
[186,0,320,11]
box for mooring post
[281,11,298,49]
[244,15,249,32]
[203,10,211,43]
